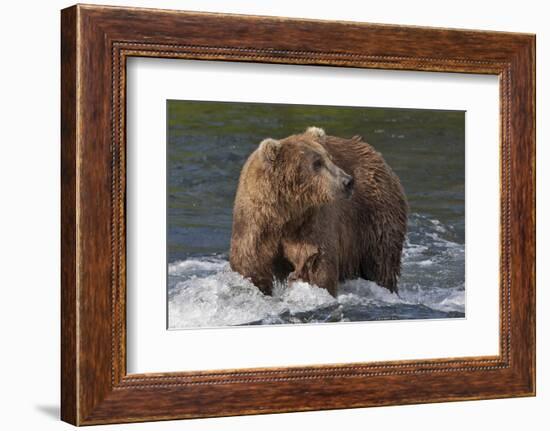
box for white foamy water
[168,262,339,328]
[168,215,465,329]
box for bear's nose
[343,175,354,191]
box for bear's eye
[312,159,324,171]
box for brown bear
[229,126,408,297]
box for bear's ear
[259,138,281,164]
[305,126,326,143]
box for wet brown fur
[229,127,408,296]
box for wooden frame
[61,4,535,426]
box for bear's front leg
[282,239,339,296]
[250,275,273,296]
[308,254,339,297]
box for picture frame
[60,4,535,425]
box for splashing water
[167,213,465,329]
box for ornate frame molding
[61,5,535,425]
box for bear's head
[256,126,354,213]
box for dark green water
[167,100,465,328]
